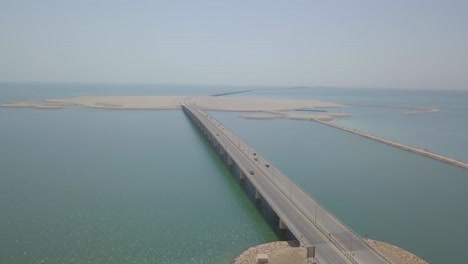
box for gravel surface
[367,239,428,264]
[234,240,428,264]
[234,240,305,264]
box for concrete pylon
[227,155,233,166]
[219,146,224,155]
[255,189,262,200]
[239,170,246,180]
[279,218,287,230]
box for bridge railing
[183,103,391,264]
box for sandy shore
[191,96,342,111]
[1,96,341,111]
[48,96,185,110]
[234,239,427,264]
[0,101,72,109]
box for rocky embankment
[234,240,304,264]
[234,239,428,264]
[315,118,468,170]
[367,239,428,264]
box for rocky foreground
[234,239,428,264]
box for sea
[1,82,467,264]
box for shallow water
[1,83,467,263]
[0,106,277,264]
[210,110,468,264]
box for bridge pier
[279,218,287,230]
[255,189,262,200]
[227,155,233,166]
[239,170,246,180]
[219,145,224,155]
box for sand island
[0,95,436,121]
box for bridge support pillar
[227,155,233,166]
[279,218,287,230]
[219,146,224,155]
[255,189,262,200]
[239,170,246,180]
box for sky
[0,0,467,90]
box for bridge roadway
[182,103,390,264]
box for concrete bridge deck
[182,103,391,264]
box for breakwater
[314,119,468,170]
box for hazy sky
[1,0,467,89]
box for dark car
[265,163,270,167]
[253,153,256,156]
[254,157,258,161]
[250,171,254,175]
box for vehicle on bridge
[250,170,254,175]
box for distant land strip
[314,119,468,170]
[211,89,254,96]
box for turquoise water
[0,101,277,263]
[1,83,468,263]
[210,111,468,264]
[247,87,468,162]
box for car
[265,163,270,167]
[253,153,256,156]
[254,157,258,161]
[250,171,254,175]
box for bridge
[182,102,391,264]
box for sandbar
[2,96,342,112]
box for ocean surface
[1,83,468,264]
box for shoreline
[1,96,342,111]
[234,239,427,264]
